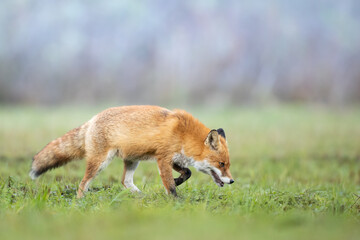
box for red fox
[30,106,234,198]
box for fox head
[195,128,234,187]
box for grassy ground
[0,104,359,240]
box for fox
[30,105,234,198]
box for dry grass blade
[350,193,360,209]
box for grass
[0,104,359,240]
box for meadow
[0,104,359,240]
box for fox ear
[217,128,226,139]
[205,129,220,150]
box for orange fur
[30,105,233,198]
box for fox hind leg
[121,160,140,192]
[77,150,116,198]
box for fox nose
[229,179,234,184]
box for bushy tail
[30,123,89,179]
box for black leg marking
[174,167,192,186]
[174,177,184,186]
[169,186,177,197]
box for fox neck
[172,151,216,176]
[172,148,207,172]
[172,148,196,168]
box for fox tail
[29,123,88,179]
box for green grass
[0,104,359,240]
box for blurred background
[1,2,360,239]
[0,0,360,106]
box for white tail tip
[29,169,38,180]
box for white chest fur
[172,150,195,168]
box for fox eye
[219,162,225,167]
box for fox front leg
[173,164,192,186]
[157,157,177,197]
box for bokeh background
[1,0,360,106]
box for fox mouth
[210,170,224,187]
